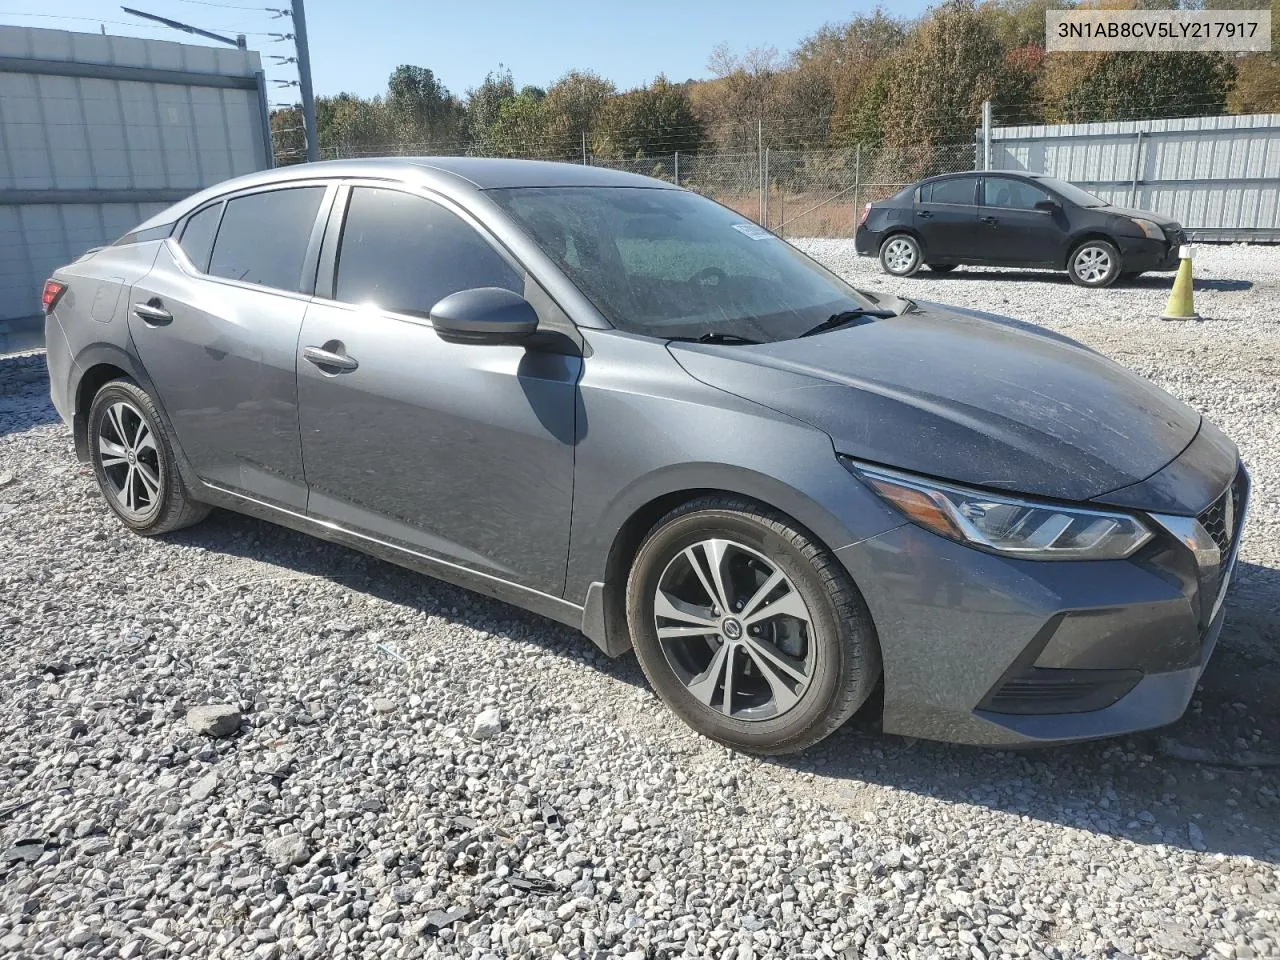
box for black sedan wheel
[626,496,880,754]
[88,379,209,535]
[1068,239,1122,288]
[879,234,922,277]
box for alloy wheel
[1073,245,1112,284]
[97,400,163,520]
[653,538,815,721]
[883,238,917,274]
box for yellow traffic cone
[1161,245,1199,321]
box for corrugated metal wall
[0,25,272,344]
[989,113,1280,242]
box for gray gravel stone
[470,707,502,740]
[264,834,311,868]
[185,704,241,738]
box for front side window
[207,186,325,292]
[332,187,522,316]
[178,203,222,272]
[490,186,875,342]
[982,178,1051,211]
[924,178,978,205]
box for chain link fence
[325,139,981,238]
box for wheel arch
[580,472,873,658]
[1062,231,1118,270]
[70,344,149,461]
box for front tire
[625,496,880,755]
[1068,239,1122,287]
[88,378,209,535]
[879,234,922,277]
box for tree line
[269,0,1280,163]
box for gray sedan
[43,158,1248,753]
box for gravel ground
[2,243,1279,960]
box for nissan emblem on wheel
[45,157,1247,753]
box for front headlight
[846,462,1153,560]
[1130,218,1165,241]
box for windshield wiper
[798,307,897,339]
[667,332,761,345]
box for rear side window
[923,178,977,205]
[178,203,222,272]
[208,187,325,292]
[333,187,521,316]
[982,177,1052,211]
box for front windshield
[1036,177,1107,208]
[489,186,875,342]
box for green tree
[1056,52,1236,122]
[386,64,463,146]
[880,0,1012,152]
[541,70,616,147]
[594,75,703,158]
[465,67,517,148]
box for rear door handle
[980,215,999,224]
[303,345,358,372]
[132,301,173,325]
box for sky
[2,0,935,99]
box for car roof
[132,157,677,233]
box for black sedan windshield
[1036,177,1107,208]
[490,186,876,342]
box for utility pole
[291,0,319,163]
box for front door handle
[133,300,173,325]
[303,345,358,372]
[980,215,999,224]
[917,210,933,219]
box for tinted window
[982,178,1051,210]
[178,203,222,272]
[334,187,521,315]
[924,178,977,205]
[1034,176,1107,208]
[491,186,876,342]
[208,187,324,291]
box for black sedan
[855,171,1187,287]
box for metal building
[0,25,272,351]
[988,113,1280,243]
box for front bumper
[1116,233,1183,272]
[835,466,1248,747]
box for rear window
[922,178,977,205]
[178,203,222,272]
[207,187,325,292]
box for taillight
[858,203,873,226]
[42,279,67,314]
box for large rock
[186,704,241,738]
[470,708,502,741]
[265,834,311,868]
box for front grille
[1167,226,1187,249]
[1199,467,1247,558]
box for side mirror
[1034,199,1062,213]
[429,287,538,345]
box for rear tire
[88,378,210,535]
[879,234,922,277]
[625,496,880,755]
[1068,239,1122,288]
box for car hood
[668,302,1200,503]
[1099,204,1181,228]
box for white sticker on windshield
[732,222,774,240]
